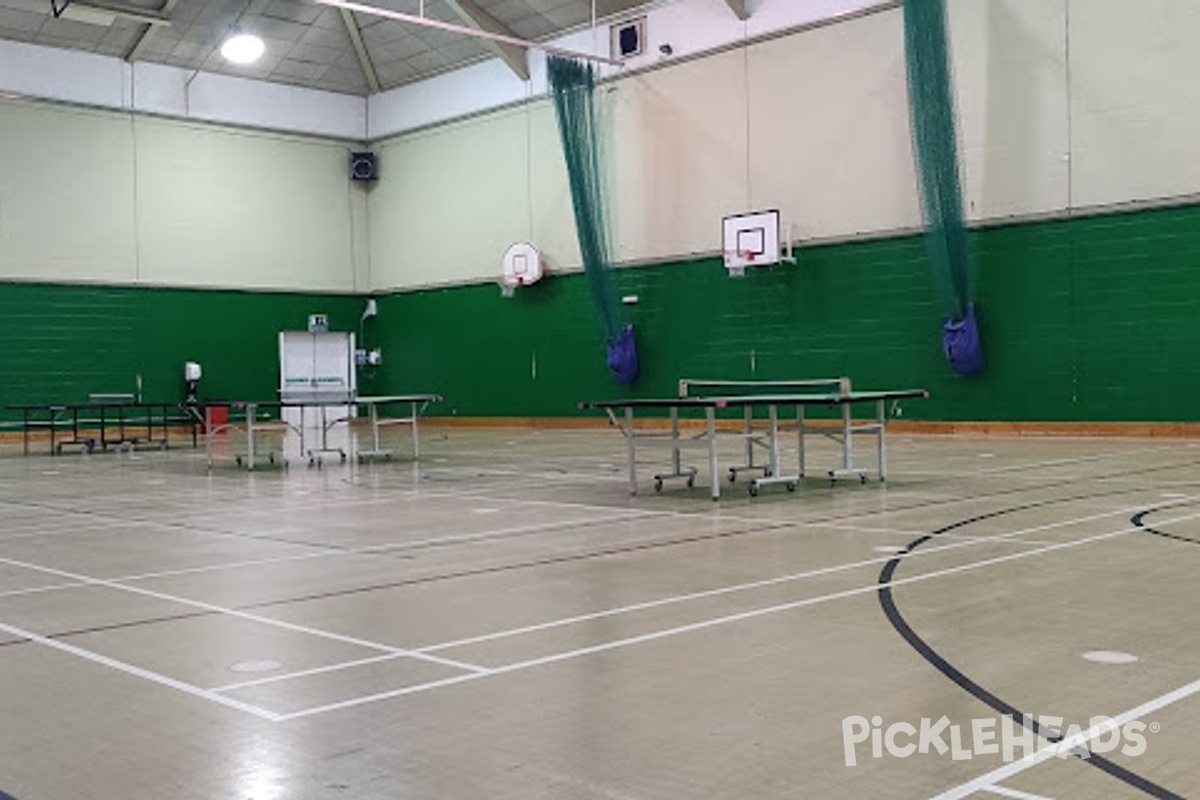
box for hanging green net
[903,0,969,322]
[546,56,620,342]
[903,0,983,375]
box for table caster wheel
[748,483,759,497]
[686,474,695,489]
[235,456,243,467]
[728,469,737,483]
[340,452,347,464]
[786,482,796,492]
[654,477,663,493]
[860,475,867,484]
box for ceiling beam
[441,0,529,81]
[723,0,750,20]
[339,7,381,94]
[125,0,176,62]
[314,0,622,68]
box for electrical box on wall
[308,314,329,333]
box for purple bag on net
[943,304,984,376]
[607,325,639,386]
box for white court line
[0,618,281,721]
[175,499,1128,694]
[414,498,1193,654]
[277,507,1200,720]
[0,581,89,599]
[0,553,487,675]
[107,509,669,583]
[979,786,1055,800]
[209,652,410,692]
[933,674,1200,800]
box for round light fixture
[220,32,264,65]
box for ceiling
[0,0,655,95]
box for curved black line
[878,501,1187,799]
[1133,508,1200,547]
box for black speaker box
[350,151,378,181]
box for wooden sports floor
[0,426,1196,799]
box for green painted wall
[0,283,367,419]
[375,203,1200,423]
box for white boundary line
[275,507,1200,720]
[979,786,1055,800]
[0,618,281,721]
[0,553,486,675]
[933,674,1200,800]
[210,652,410,692]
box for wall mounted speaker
[350,151,378,181]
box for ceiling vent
[611,16,646,60]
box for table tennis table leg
[707,407,719,501]
[205,405,214,470]
[670,407,681,476]
[877,399,887,480]
[797,406,806,478]
[412,401,420,460]
[744,407,754,472]
[768,404,780,479]
[22,409,29,456]
[625,406,637,496]
[247,403,258,470]
[841,402,853,474]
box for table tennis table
[579,385,927,500]
[204,394,442,470]
[9,399,201,455]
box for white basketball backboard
[722,210,781,272]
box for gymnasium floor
[0,425,1197,799]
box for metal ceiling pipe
[313,0,624,68]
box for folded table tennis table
[579,387,928,500]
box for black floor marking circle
[877,492,1189,799]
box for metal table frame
[204,394,442,470]
[9,401,200,455]
[580,389,928,500]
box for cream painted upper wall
[0,101,137,283]
[609,48,751,262]
[134,119,360,292]
[748,10,919,241]
[1069,0,1200,207]
[370,108,532,289]
[950,0,1070,219]
[0,98,363,292]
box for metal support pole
[768,404,780,478]
[625,406,637,496]
[411,401,420,459]
[797,405,806,477]
[841,402,853,472]
[670,406,681,476]
[707,406,719,501]
[877,398,887,480]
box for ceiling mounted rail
[313,0,624,69]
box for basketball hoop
[499,276,525,297]
[724,249,756,278]
[501,242,542,298]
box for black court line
[1133,508,1200,547]
[877,498,1188,799]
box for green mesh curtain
[547,56,637,384]
[903,0,983,375]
